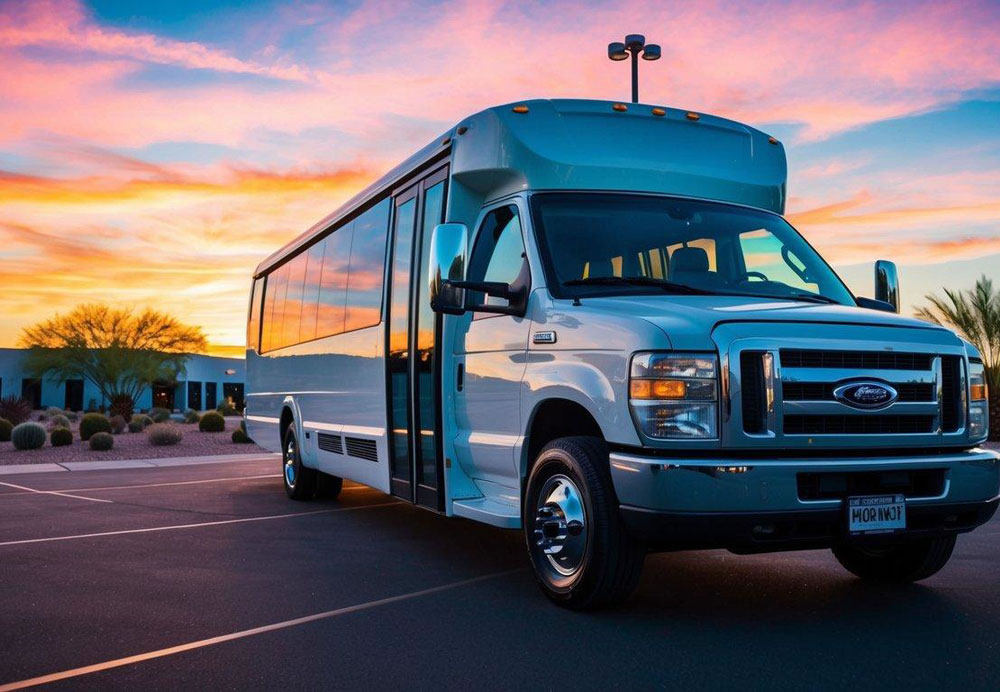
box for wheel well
[279,406,294,448]
[523,398,603,480]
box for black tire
[523,436,645,609]
[282,427,316,500]
[316,472,344,500]
[832,535,957,583]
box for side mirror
[874,259,899,313]
[429,223,468,315]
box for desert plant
[198,411,225,432]
[47,414,71,430]
[918,275,1000,440]
[0,417,12,442]
[11,422,47,450]
[128,419,144,433]
[89,431,114,451]
[109,394,135,422]
[231,424,253,444]
[130,413,153,428]
[79,412,112,441]
[0,395,33,426]
[50,427,73,447]
[184,408,201,424]
[146,423,183,446]
[45,406,64,417]
[109,414,127,434]
[66,410,79,422]
[149,407,171,423]
[216,399,237,416]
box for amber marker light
[651,107,666,116]
[686,112,700,121]
[630,379,687,399]
[768,136,779,145]
[512,104,529,114]
[971,383,988,401]
[613,103,628,112]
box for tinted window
[467,205,526,308]
[299,242,325,342]
[267,264,289,350]
[345,198,390,331]
[282,253,308,347]
[247,277,264,352]
[261,274,275,352]
[317,223,354,338]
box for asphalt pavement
[1,457,998,690]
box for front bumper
[609,447,1000,552]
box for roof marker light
[512,104,529,114]
[441,137,451,146]
[457,126,468,135]
[686,112,700,121]
[768,136,779,145]
[613,103,628,112]
[651,107,666,116]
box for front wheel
[832,535,957,583]
[523,436,645,609]
[282,427,316,500]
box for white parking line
[0,474,283,496]
[0,481,112,504]
[0,501,399,548]
[0,568,522,691]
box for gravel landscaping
[0,416,264,465]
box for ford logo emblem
[833,381,898,410]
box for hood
[582,294,955,351]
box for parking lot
[1,457,999,691]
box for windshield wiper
[714,289,842,305]
[564,276,715,295]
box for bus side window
[345,198,390,332]
[247,276,264,353]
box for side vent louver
[345,437,378,462]
[741,351,767,434]
[317,433,343,454]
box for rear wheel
[523,436,645,609]
[832,535,957,583]
[282,427,316,500]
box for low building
[0,348,245,412]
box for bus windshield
[529,192,855,305]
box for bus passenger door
[385,167,448,510]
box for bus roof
[255,98,787,276]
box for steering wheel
[739,271,769,283]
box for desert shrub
[79,412,112,441]
[89,431,114,451]
[38,412,48,421]
[0,417,12,442]
[199,411,225,432]
[86,399,98,413]
[50,427,73,447]
[216,399,237,416]
[108,394,135,422]
[0,395,33,426]
[45,406,64,417]
[11,422,47,450]
[130,413,154,429]
[146,423,183,446]
[109,414,127,434]
[231,427,252,443]
[128,419,144,433]
[149,407,171,423]
[47,414,71,430]
[183,408,201,424]
[66,411,79,422]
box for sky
[1,0,999,355]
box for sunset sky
[2,0,999,355]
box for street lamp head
[607,42,628,61]
[625,34,645,51]
[641,44,661,60]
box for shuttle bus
[246,99,998,608]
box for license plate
[847,494,906,534]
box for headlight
[630,352,719,440]
[969,361,989,440]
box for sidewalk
[0,452,279,476]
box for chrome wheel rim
[284,436,296,487]
[532,474,588,578]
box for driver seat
[669,247,722,289]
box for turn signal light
[630,379,687,399]
[971,383,988,401]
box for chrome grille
[779,349,933,370]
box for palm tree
[916,275,1000,440]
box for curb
[0,453,280,476]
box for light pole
[607,34,660,103]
